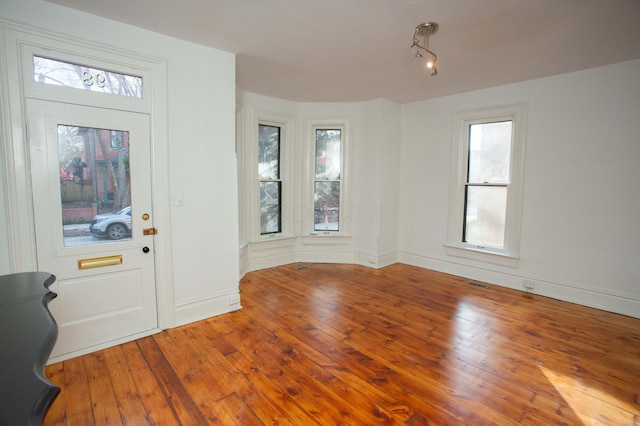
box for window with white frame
[258,124,282,235]
[446,103,527,265]
[313,128,343,232]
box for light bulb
[426,60,434,69]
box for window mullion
[465,183,508,187]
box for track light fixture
[412,22,438,76]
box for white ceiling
[46,0,640,104]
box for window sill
[444,244,519,267]
[301,234,353,246]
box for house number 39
[82,70,106,88]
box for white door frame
[0,20,175,331]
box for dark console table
[0,272,59,426]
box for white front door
[27,99,158,360]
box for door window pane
[59,125,132,246]
[464,186,507,248]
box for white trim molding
[446,102,528,264]
[302,117,353,237]
[398,250,640,320]
[174,290,242,328]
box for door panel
[27,99,158,360]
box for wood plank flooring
[44,263,640,425]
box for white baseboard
[398,251,640,319]
[354,251,398,269]
[295,251,357,265]
[174,291,242,327]
[47,328,162,364]
[246,252,297,272]
[239,242,249,279]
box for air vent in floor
[467,282,489,289]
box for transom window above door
[33,56,143,98]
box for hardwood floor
[44,263,640,425]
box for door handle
[142,246,150,254]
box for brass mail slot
[78,255,123,270]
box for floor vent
[467,282,489,289]
[294,265,310,270]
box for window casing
[248,111,294,243]
[446,103,527,266]
[258,124,282,235]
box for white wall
[346,98,402,266]
[399,59,640,318]
[0,160,9,274]
[0,0,239,325]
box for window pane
[258,125,280,179]
[260,181,281,234]
[468,121,512,183]
[315,129,341,180]
[314,181,340,231]
[60,125,132,246]
[33,56,143,98]
[464,186,507,248]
